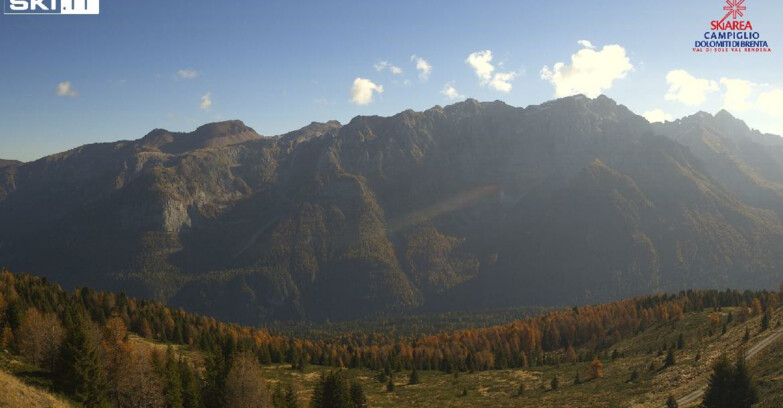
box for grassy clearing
[259,307,783,408]
[0,356,72,408]
[0,307,780,408]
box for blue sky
[1,0,782,161]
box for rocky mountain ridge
[1,95,782,324]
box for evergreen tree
[179,358,201,408]
[742,328,750,342]
[761,312,770,332]
[517,382,525,396]
[163,347,184,408]
[203,352,229,408]
[349,382,367,408]
[702,354,759,408]
[298,355,307,371]
[274,383,299,408]
[666,395,678,408]
[386,377,395,392]
[550,375,559,390]
[310,371,353,408]
[702,355,735,408]
[57,306,109,407]
[665,349,676,367]
[285,383,300,408]
[731,356,759,408]
[290,349,300,370]
[677,334,685,350]
[408,368,419,385]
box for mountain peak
[0,159,22,168]
[280,120,342,143]
[193,120,256,138]
[679,109,751,136]
[536,94,635,123]
[713,109,751,133]
[715,109,735,120]
[443,98,482,114]
[140,120,261,154]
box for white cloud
[466,51,495,82]
[199,92,212,110]
[720,78,755,112]
[540,41,633,98]
[177,69,199,79]
[374,61,403,75]
[664,70,719,106]
[577,40,595,49]
[489,71,517,93]
[55,81,78,97]
[441,83,465,100]
[411,55,432,81]
[757,89,783,117]
[465,50,518,93]
[642,109,673,123]
[350,78,384,105]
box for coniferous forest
[2,268,781,407]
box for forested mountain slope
[1,96,783,323]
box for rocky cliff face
[1,97,782,324]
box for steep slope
[434,99,783,311]
[0,369,72,408]
[1,97,782,324]
[654,111,783,215]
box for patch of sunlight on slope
[0,369,72,408]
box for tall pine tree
[284,383,300,408]
[163,347,184,408]
[203,351,229,408]
[349,382,367,408]
[57,305,109,407]
[179,358,202,408]
[310,371,352,408]
[702,354,759,408]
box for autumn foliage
[0,268,780,407]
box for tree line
[0,268,778,407]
